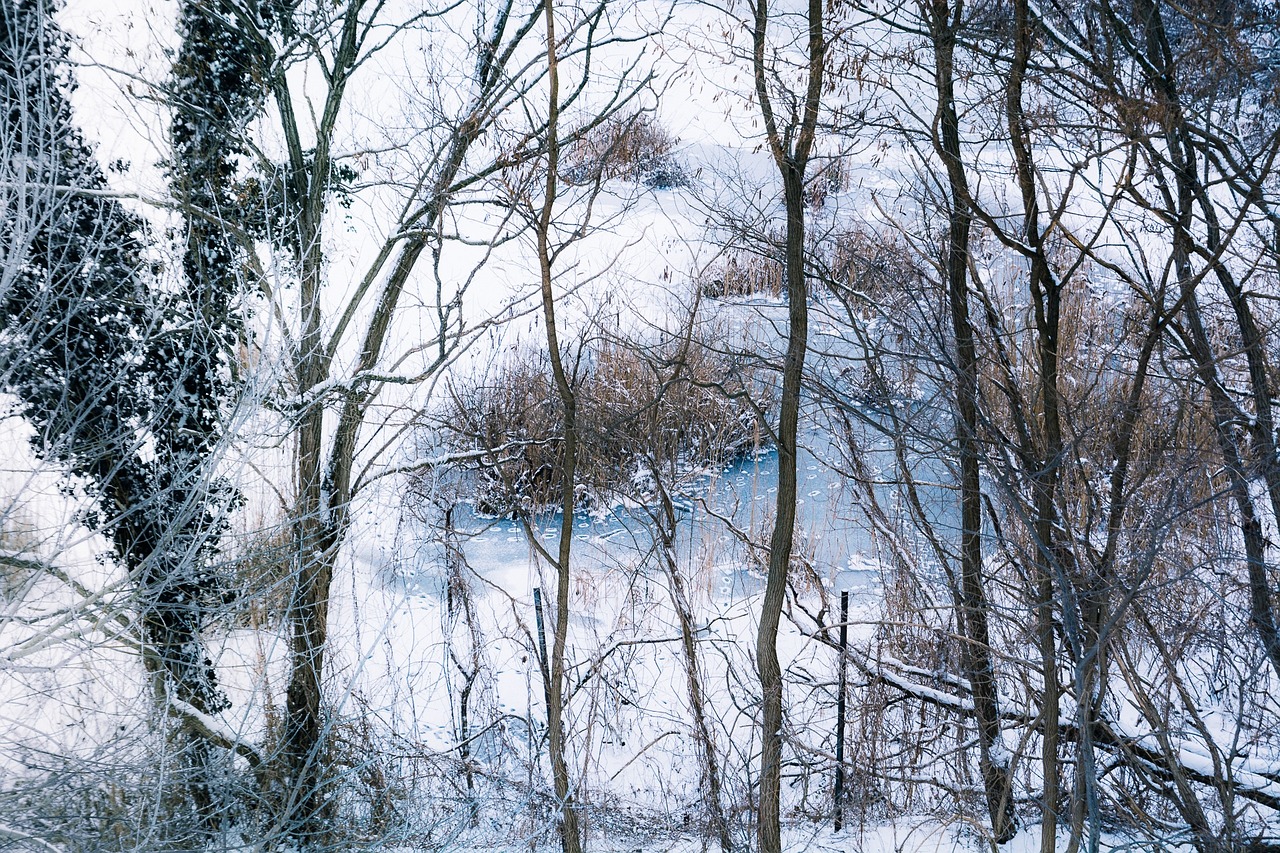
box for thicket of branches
[3,0,1280,851]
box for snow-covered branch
[168,696,264,773]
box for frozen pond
[409,298,958,603]
[412,421,955,604]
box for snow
[2,0,1279,850]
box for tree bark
[926,0,1016,840]
[537,5,583,850]
[749,2,823,851]
[1003,3,1061,846]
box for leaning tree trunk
[650,460,732,853]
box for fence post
[533,586,552,713]
[834,589,849,831]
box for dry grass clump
[0,506,43,599]
[437,334,768,517]
[581,339,767,485]
[701,220,918,303]
[222,522,294,628]
[699,251,784,300]
[440,354,562,516]
[803,154,852,211]
[561,111,689,189]
[823,226,919,304]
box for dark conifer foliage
[159,0,265,709]
[170,0,260,311]
[1,0,151,473]
[0,0,235,719]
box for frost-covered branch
[857,652,1280,813]
[0,824,62,853]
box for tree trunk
[282,402,338,844]
[748,2,824,849]
[927,0,1016,840]
[1004,3,1060,845]
[537,5,583,850]
[755,162,808,853]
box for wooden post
[834,589,849,831]
[533,586,553,713]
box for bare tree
[163,1,657,843]
[914,0,1018,839]
[741,1,826,850]
[531,3,584,849]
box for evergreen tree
[1,0,242,828]
[160,0,263,712]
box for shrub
[432,332,769,517]
[823,226,919,303]
[698,250,784,300]
[561,111,689,189]
[438,353,563,516]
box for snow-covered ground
[4,0,1280,850]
